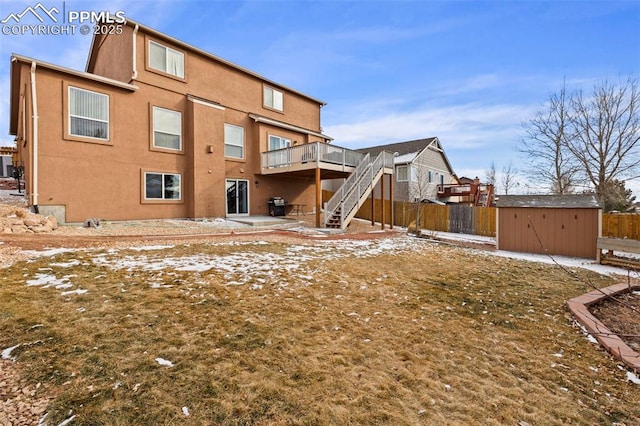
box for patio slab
[229,216,299,227]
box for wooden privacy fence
[321,191,496,237]
[602,213,640,240]
[323,191,639,240]
[393,203,496,237]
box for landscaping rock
[23,218,41,227]
[10,225,28,234]
[30,225,51,233]
[46,216,58,230]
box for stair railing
[324,153,370,224]
[325,151,391,228]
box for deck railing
[261,142,365,170]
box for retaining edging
[567,283,640,373]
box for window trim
[150,105,183,153]
[63,83,112,145]
[147,39,186,80]
[263,85,284,112]
[141,170,183,204]
[224,123,245,160]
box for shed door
[498,208,598,259]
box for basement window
[144,172,181,200]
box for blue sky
[1,0,639,194]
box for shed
[496,194,601,259]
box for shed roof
[496,194,601,209]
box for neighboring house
[0,155,13,178]
[356,137,456,203]
[438,176,495,206]
[0,147,17,178]
[9,19,375,225]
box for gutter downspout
[29,61,39,213]
[131,24,139,81]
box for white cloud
[325,101,535,150]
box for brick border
[567,283,640,373]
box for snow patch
[627,371,640,385]
[1,344,20,360]
[156,357,174,367]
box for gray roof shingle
[496,194,601,209]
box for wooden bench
[597,237,640,269]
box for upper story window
[397,165,408,182]
[68,86,109,140]
[263,86,283,111]
[428,170,433,183]
[149,40,185,78]
[224,124,244,159]
[153,106,182,151]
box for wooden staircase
[325,206,342,228]
[324,151,393,229]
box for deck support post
[389,173,394,230]
[315,167,321,228]
[371,188,375,226]
[381,176,385,230]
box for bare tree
[485,162,496,187]
[520,82,580,194]
[501,162,519,195]
[408,164,438,234]
[565,78,640,204]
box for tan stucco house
[10,19,391,226]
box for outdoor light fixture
[255,180,259,187]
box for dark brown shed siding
[498,207,599,259]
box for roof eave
[12,54,139,92]
[249,113,333,141]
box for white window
[439,174,444,185]
[263,86,284,111]
[144,172,181,200]
[153,107,182,151]
[225,124,244,159]
[269,135,291,150]
[149,40,185,78]
[68,86,109,140]
[268,135,291,167]
[428,170,433,183]
[397,165,408,182]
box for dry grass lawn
[1,236,639,425]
